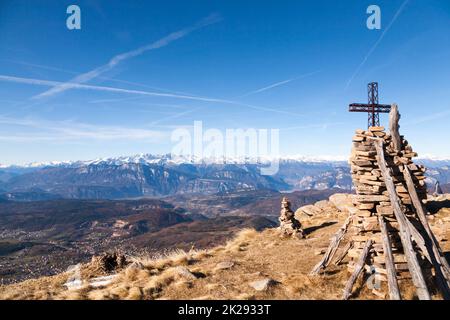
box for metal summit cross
[349,82,391,128]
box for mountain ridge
[0,154,449,200]
[1,153,351,169]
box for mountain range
[0,154,449,201]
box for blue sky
[0,0,449,165]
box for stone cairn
[311,105,450,300]
[278,197,304,239]
[348,125,428,280]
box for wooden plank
[310,216,352,275]
[378,215,401,300]
[333,241,353,266]
[403,166,450,299]
[389,104,402,152]
[373,139,431,300]
[404,166,450,273]
[404,218,431,263]
[343,240,372,300]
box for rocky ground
[1,193,449,300]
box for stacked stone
[279,197,305,239]
[347,126,428,281]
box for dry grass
[0,211,353,300]
[1,200,449,300]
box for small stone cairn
[278,197,304,239]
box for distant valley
[0,188,347,284]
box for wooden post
[343,240,372,300]
[403,166,450,298]
[334,241,353,266]
[310,216,352,275]
[389,104,402,152]
[404,166,450,272]
[378,215,401,300]
[404,218,431,263]
[373,139,431,300]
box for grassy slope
[1,198,449,300]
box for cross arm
[349,103,392,113]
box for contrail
[403,109,450,126]
[0,74,227,103]
[0,115,165,141]
[2,59,202,98]
[0,74,305,117]
[281,121,345,131]
[239,70,321,98]
[345,0,410,89]
[148,107,201,127]
[32,13,222,100]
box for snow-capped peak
[2,153,450,169]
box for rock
[89,275,118,288]
[369,126,385,132]
[329,193,356,214]
[315,249,325,256]
[214,261,234,270]
[63,274,83,290]
[315,200,332,210]
[297,204,322,217]
[193,295,214,300]
[249,278,278,291]
[175,266,197,280]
